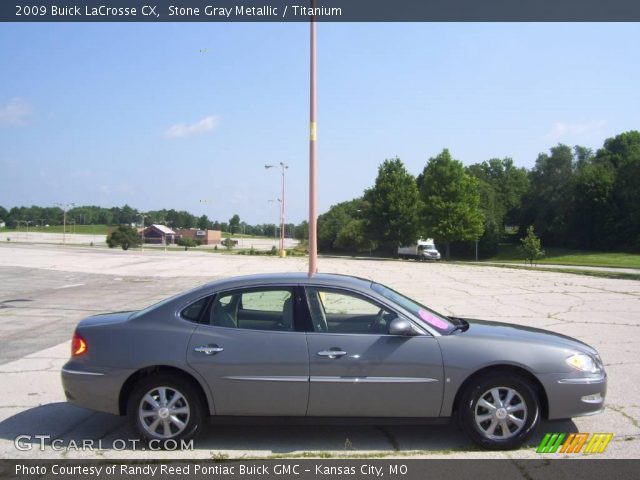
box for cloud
[164,115,220,139]
[0,98,32,126]
[546,120,606,141]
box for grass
[486,243,640,269]
[465,262,640,281]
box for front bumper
[538,372,607,420]
[61,361,132,415]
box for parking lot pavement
[0,243,638,459]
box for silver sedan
[61,273,607,450]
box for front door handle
[194,344,223,355]
[317,349,347,359]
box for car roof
[202,272,374,292]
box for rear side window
[208,287,296,331]
[180,296,210,323]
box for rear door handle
[317,349,347,359]
[194,344,223,355]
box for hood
[454,318,597,355]
[78,311,134,328]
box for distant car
[62,273,606,450]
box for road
[0,243,638,459]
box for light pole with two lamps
[54,203,75,245]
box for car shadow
[0,403,578,455]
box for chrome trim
[317,350,347,358]
[61,368,105,376]
[223,376,308,382]
[310,376,438,383]
[557,377,605,385]
[194,346,224,355]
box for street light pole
[140,213,147,252]
[55,203,75,245]
[308,2,318,276]
[265,162,288,257]
[268,198,281,250]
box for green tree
[228,214,241,234]
[419,149,484,259]
[221,237,235,250]
[571,160,615,248]
[294,221,309,240]
[177,237,198,250]
[467,157,529,254]
[595,131,640,248]
[522,144,574,245]
[317,199,363,251]
[363,158,421,253]
[520,225,545,266]
[197,215,210,230]
[106,225,141,251]
[0,206,7,223]
[334,218,375,253]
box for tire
[458,373,540,450]
[127,373,205,447]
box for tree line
[318,130,640,258]
[0,204,309,240]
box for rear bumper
[538,372,607,420]
[61,361,132,415]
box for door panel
[306,333,444,417]
[188,326,309,415]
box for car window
[208,288,295,332]
[241,290,291,312]
[305,287,397,335]
[180,296,210,323]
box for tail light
[71,332,87,356]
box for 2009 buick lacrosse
[62,273,606,450]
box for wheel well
[452,365,549,420]
[118,365,210,416]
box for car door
[187,286,309,416]
[304,286,444,417]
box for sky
[1,22,639,224]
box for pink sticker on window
[418,309,448,329]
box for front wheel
[458,373,540,450]
[127,373,204,447]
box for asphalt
[0,243,638,459]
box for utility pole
[308,2,318,276]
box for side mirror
[389,316,415,336]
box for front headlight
[566,353,601,373]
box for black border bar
[1,459,640,480]
[2,0,640,22]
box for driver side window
[305,288,397,334]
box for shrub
[106,225,141,251]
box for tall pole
[308,2,318,277]
[265,163,287,257]
[55,202,74,245]
[280,164,285,257]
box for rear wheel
[458,373,540,450]
[127,373,204,447]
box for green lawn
[1,225,109,235]
[487,244,640,269]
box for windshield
[371,282,455,334]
